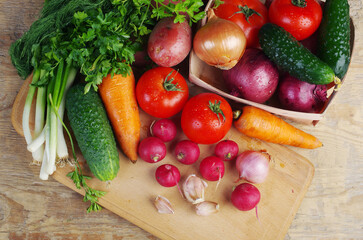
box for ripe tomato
[269,0,322,41]
[214,0,268,48]
[181,93,233,144]
[136,67,189,118]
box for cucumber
[259,23,338,85]
[318,0,351,79]
[66,84,120,182]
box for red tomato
[136,67,189,118]
[269,0,322,41]
[214,0,268,48]
[181,93,233,144]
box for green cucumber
[318,0,351,79]
[259,23,339,85]
[66,84,120,182]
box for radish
[174,140,200,165]
[199,156,225,182]
[138,137,166,163]
[155,164,181,187]
[150,118,177,142]
[214,140,239,161]
[235,150,270,184]
[231,183,260,211]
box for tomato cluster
[214,0,322,45]
[136,66,233,144]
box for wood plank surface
[1,0,363,239]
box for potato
[147,17,192,67]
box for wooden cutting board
[12,75,314,240]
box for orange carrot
[233,106,322,149]
[99,71,140,162]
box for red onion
[235,150,270,184]
[278,75,327,113]
[222,48,279,103]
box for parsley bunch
[67,0,206,92]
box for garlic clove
[195,201,220,216]
[154,195,174,214]
[182,174,208,204]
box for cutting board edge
[52,156,314,240]
[276,154,315,240]
[52,169,177,240]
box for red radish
[155,164,181,187]
[138,137,166,163]
[231,183,260,211]
[199,156,225,182]
[174,140,200,165]
[235,150,270,184]
[214,140,239,161]
[151,119,177,142]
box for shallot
[235,150,270,184]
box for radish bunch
[140,118,271,218]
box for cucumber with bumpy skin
[66,84,120,182]
[318,0,351,79]
[259,23,339,85]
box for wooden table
[1,0,362,239]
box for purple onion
[222,48,279,103]
[278,75,327,113]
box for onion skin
[235,150,270,184]
[278,75,327,113]
[223,48,279,103]
[193,10,247,70]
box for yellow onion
[193,9,247,70]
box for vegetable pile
[200,0,351,113]
[11,0,351,215]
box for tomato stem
[208,100,226,124]
[232,5,261,24]
[163,70,183,92]
[291,0,307,8]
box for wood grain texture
[1,1,363,240]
